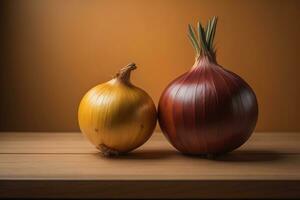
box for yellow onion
[78,63,157,156]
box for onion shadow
[94,149,176,160]
[207,150,285,162]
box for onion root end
[98,144,121,157]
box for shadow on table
[94,149,176,160]
[93,149,285,162]
[204,150,285,162]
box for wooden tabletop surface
[0,132,299,199]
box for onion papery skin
[158,16,258,156]
[158,58,258,155]
[78,63,157,156]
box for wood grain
[0,132,299,198]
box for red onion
[158,17,258,156]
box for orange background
[1,0,299,131]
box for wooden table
[0,132,299,199]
